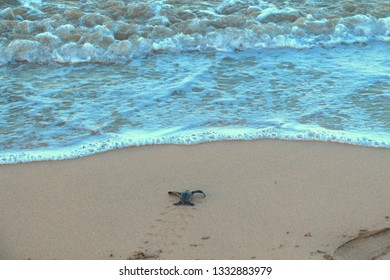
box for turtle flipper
[184,201,195,206]
[191,190,206,197]
[173,201,183,206]
[168,191,182,197]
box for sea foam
[0,1,389,65]
[1,126,389,164]
[1,1,389,164]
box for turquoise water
[1,0,389,163]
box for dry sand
[1,140,390,260]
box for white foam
[34,32,61,46]
[18,0,42,7]
[0,44,7,65]
[1,24,387,65]
[1,126,389,164]
[0,7,388,65]
[1,33,389,164]
[54,42,97,64]
[106,40,133,60]
[216,0,273,15]
[5,39,42,63]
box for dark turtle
[168,190,206,206]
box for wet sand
[1,140,390,260]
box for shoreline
[1,139,390,259]
[1,135,390,165]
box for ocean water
[0,0,389,164]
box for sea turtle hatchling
[168,190,206,206]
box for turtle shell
[180,190,193,202]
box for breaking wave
[0,0,389,64]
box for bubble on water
[54,42,97,64]
[0,0,388,64]
[5,39,41,63]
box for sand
[1,140,390,260]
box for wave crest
[0,1,389,64]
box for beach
[1,0,389,262]
[1,140,389,260]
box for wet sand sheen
[1,140,390,259]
